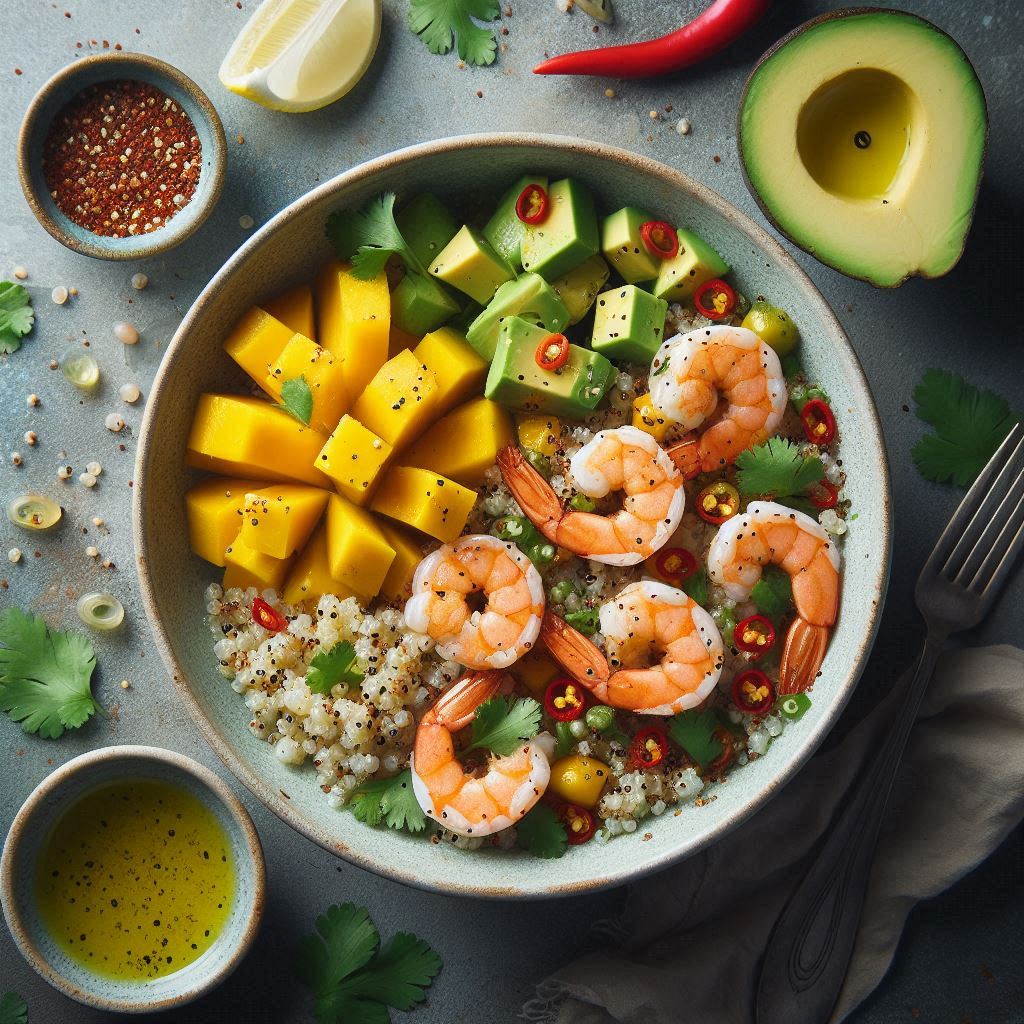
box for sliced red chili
[629,725,669,769]
[535,333,570,372]
[707,726,735,775]
[696,480,740,525]
[654,546,698,584]
[515,183,549,225]
[734,615,776,656]
[544,678,586,722]
[801,398,837,445]
[694,278,737,320]
[251,596,287,633]
[807,479,839,509]
[561,804,597,845]
[731,669,775,715]
[639,220,679,260]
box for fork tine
[970,485,1024,598]
[980,502,1024,601]
[953,462,1024,586]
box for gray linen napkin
[524,645,1024,1024]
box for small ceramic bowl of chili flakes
[18,52,226,260]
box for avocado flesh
[484,175,549,268]
[465,273,570,360]
[739,10,987,287]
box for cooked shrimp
[410,670,552,837]
[404,535,544,670]
[650,325,787,475]
[541,581,725,716]
[497,425,686,567]
[707,500,841,694]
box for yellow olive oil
[35,779,236,981]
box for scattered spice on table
[41,79,202,238]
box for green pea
[529,543,556,567]
[549,580,576,605]
[585,705,616,733]
[569,719,589,739]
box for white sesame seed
[8,548,22,564]
[51,286,69,304]
[13,266,27,280]
[676,118,692,136]
[114,321,139,345]
[130,273,148,290]
[86,460,102,476]
[85,546,99,558]
[57,465,73,480]
[24,431,37,446]
[239,214,254,230]
[79,472,98,488]
[105,413,125,432]
[119,382,141,404]
[173,193,185,206]
[27,394,39,407]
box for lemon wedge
[219,0,381,113]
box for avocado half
[738,8,988,288]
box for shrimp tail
[431,670,509,730]
[496,445,564,543]
[664,434,702,480]
[540,610,610,697]
[778,618,829,695]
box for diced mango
[351,350,440,452]
[376,521,426,602]
[517,415,561,457]
[413,327,488,416]
[512,648,561,698]
[282,525,359,606]
[389,324,420,357]
[223,536,291,593]
[185,477,266,566]
[404,398,514,487]
[370,466,477,543]
[223,307,293,396]
[325,494,396,598]
[316,415,393,505]
[632,393,671,442]
[265,334,348,435]
[263,283,315,341]
[187,395,331,487]
[238,485,329,559]
[316,260,390,398]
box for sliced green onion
[778,693,811,720]
[568,493,596,512]
[8,494,62,531]
[61,349,100,391]
[549,579,576,605]
[76,592,124,631]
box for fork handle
[755,630,946,1024]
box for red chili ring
[694,278,737,320]
[808,479,840,509]
[639,220,679,260]
[731,669,775,715]
[629,724,670,769]
[733,615,776,656]
[801,398,837,445]
[535,333,570,372]
[515,183,549,225]
[252,596,288,633]
[562,804,597,845]
[654,546,698,583]
[544,678,587,722]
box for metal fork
[756,420,1024,1024]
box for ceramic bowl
[17,52,226,260]
[0,746,265,1013]
[133,134,891,899]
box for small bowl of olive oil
[0,746,265,1013]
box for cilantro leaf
[668,708,722,768]
[0,992,27,1024]
[408,0,500,66]
[565,606,600,636]
[682,568,709,606]
[466,696,541,756]
[516,803,568,859]
[912,369,1018,486]
[0,609,100,738]
[279,375,313,425]
[736,438,825,499]
[751,566,793,623]
[327,192,421,281]
[339,932,443,1010]
[307,640,364,695]
[350,769,427,832]
[0,282,34,355]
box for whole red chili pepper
[534,0,771,79]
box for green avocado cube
[484,175,548,268]
[392,272,462,336]
[601,207,662,284]
[465,273,570,360]
[550,254,610,325]
[591,285,669,364]
[521,178,600,281]
[652,228,729,303]
[429,225,515,304]
[485,316,615,420]
[396,193,459,268]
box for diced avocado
[550,254,610,325]
[447,299,484,333]
[601,207,662,284]
[465,273,570,360]
[652,228,730,303]
[591,285,669,364]
[483,175,549,268]
[485,317,615,420]
[430,225,515,304]
[521,178,600,281]
[392,272,461,337]
[396,193,459,268]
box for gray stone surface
[1,1,1022,1021]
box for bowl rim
[132,132,892,899]
[0,744,266,1013]
[16,51,227,261]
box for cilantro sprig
[667,708,722,768]
[350,769,427,833]
[0,609,101,739]
[295,903,442,1024]
[736,438,825,499]
[912,369,1018,486]
[750,566,794,624]
[0,992,27,1024]
[327,192,423,282]
[408,0,501,66]
[0,282,34,355]
[279,375,314,425]
[308,640,364,695]
[467,696,541,756]
[516,803,568,859]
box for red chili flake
[41,79,202,238]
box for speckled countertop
[2,2,1023,1021]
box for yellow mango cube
[413,327,488,416]
[223,536,291,593]
[316,260,391,398]
[325,494,396,598]
[512,648,561,698]
[376,521,426,602]
[632,393,671,442]
[185,477,265,566]
[238,485,329,559]
[282,525,359,606]
[517,415,561,457]
[370,466,477,543]
[317,415,393,505]
[351,350,440,452]
[263,283,315,341]
[265,334,348,435]
[404,398,514,487]
[186,394,331,488]
[223,307,294,396]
